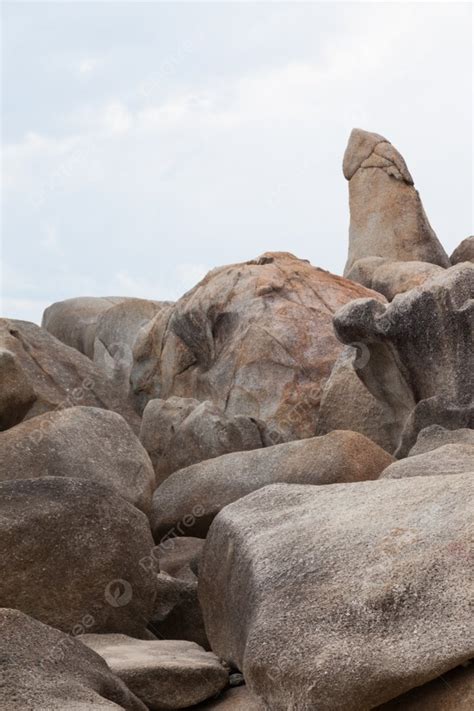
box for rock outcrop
[130,252,382,441]
[80,635,228,710]
[0,406,155,513]
[343,128,450,285]
[334,263,474,454]
[140,396,266,485]
[0,318,141,432]
[0,608,146,711]
[199,475,473,710]
[0,477,156,636]
[151,430,394,540]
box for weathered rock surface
[370,260,445,300]
[380,444,474,479]
[191,686,264,710]
[0,318,141,432]
[156,537,204,582]
[343,128,450,282]
[0,406,155,513]
[377,663,474,710]
[151,430,394,540]
[199,475,473,711]
[151,570,208,650]
[140,397,266,485]
[130,252,382,441]
[42,296,130,358]
[0,608,146,711]
[316,345,397,452]
[0,347,36,430]
[450,236,474,265]
[334,263,474,453]
[408,425,474,456]
[0,477,156,636]
[93,298,165,389]
[80,634,228,710]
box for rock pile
[1,129,472,710]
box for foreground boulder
[42,295,130,358]
[343,128,449,284]
[152,430,394,540]
[450,236,474,265]
[380,444,474,479]
[0,406,155,513]
[408,425,474,456]
[0,318,140,432]
[199,475,473,710]
[131,252,382,441]
[81,634,228,710]
[0,608,146,711]
[334,264,474,453]
[0,477,156,636]
[140,397,267,485]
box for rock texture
[130,252,382,441]
[408,425,474,456]
[0,347,36,430]
[80,634,228,710]
[370,260,445,300]
[151,572,209,649]
[316,345,397,452]
[0,406,155,513]
[0,477,156,636]
[140,396,266,485]
[380,444,474,479]
[334,263,474,453]
[0,318,141,432]
[377,663,474,710]
[343,128,450,283]
[199,475,473,711]
[0,608,146,711]
[151,430,394,540]
[450,236,474,265]
[191,686,264,710]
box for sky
[2,1,473,324]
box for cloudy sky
[2,1,472,324]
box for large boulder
[334,264,474,453]
[377,663,474,710]
[0,406,155,513]
[408,425,474,456]
[380,444,474,479]
[140,397,267,485]
[450,236,474,265]
[80,634,228,710]
[370,260,445,301]
[0,347,36,430]
[93,298,166,390]
[199,475,473,710]
[316,345,397,452]
[0,318,141,432]
[0,608,146,711]
[343,128,450,284]
[0,477,156,636]
[130,252,382,441]
[42,295,130,358]
[151,430,394,540]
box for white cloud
[78,58,98,76]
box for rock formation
[450,235,474,265]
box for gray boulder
[409,425,474,456]
[0,608,146,711]
[450,236,474,265]
[0,477,156,636]
[380,444,474,479]
[199,474,473,710]
[343,128,450,283]
[377,663,474,710]
[80,634,228,710]
[151,430,394,541]
[0,347,36,430]
[140,396,266,485]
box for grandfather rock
[0,608,146,711]
[131,252,381,441]
[0,406,155,513]
[0,477,156,636]
[140,397,266,485]
[80,634,228,710]
[380,444,474,479]
[0,318,141,432]
[343,128,450,282]
[409,425,474,456]
[450,236,474,265]
[199,475,473,710]
[151,430,394,540]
